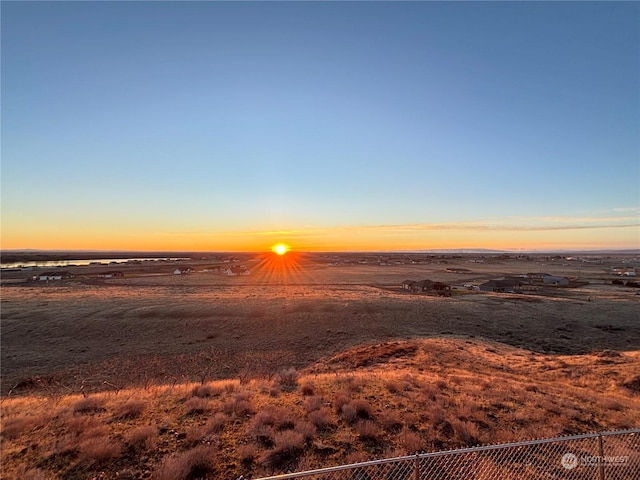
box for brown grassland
[1,253,639,478]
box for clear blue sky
[2,1,639,251]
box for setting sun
[272,243,290,255]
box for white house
[36,271,74,281]
[224,266,250,276]
[174,268,193,275]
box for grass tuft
[125,425,157,451]
[259,430,305,469]
[308,408,334,431]
[1,415,44,439]
[275,368,299,392]
[398,427,423,453]
[184,397,211,415]
[78,435,121,464]
[304,395,324,412]
[191,383,223,398]
[355,420,383,444]
[299,380,315,396]
[152,445,217,480]
[73,396,105,414]
[113,399,146,420]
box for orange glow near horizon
[271,243,290,256]
[2,220,638,253]
[251,249,315,284]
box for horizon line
[2,247,639,255]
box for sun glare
[272,243,289,256]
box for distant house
[479,279,521,293]
[432,282,452,296]
[36,271,75,281]
[174,268,193,275]
[612,267,638,277]
[402,280,415,290]
[506,275,532,285]
[411,279,435,293]
[542,275,569,286]
[404,279,451,296]
[526,273,551,280]
[99,271,124,278]
[202,266,223,273]
[447,267,471,273]
[224,266,250,276]
[524,273,569,286]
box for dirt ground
[2,253,639,396]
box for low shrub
[191,383,223,398]
[259,430,305,469]
[252,424,275,448]
[65,415,102,437]
[1,415,43,439]
[421,383,439,401]
[450,418,479,445]
[184,397,211,415]
[299,381,315,396]
[378,410,403,432]
[125,425,157,451]
[78,435,121,464]
[252,405,293,430]
[343,376,364,393]
[12,466,57,480]
[333,392,351,414]
[152,445,217,480]
[398,427,423,453]
[385,379,401,394]
[113,400,146,420]
[237,443,257,466]
[304,395,323,413]
[222,391,255,416]
[80,425,110,440]
[340,403,358,423]
[205,412,228,433]
[355,420,383,443]
[44,434,78,457]
[351,399,374,419]
[274,429,305,450]
[185,424,208,444]
[275,368,299,392]
[308,408,333,431]
[223,381,237,394]
[73,396,105,414]
[294,420,317,441]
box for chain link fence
[255,429,639,480]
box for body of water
[1,257,190,269]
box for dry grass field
[1,253,639,478]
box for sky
[2,1,639,252]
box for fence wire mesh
[255,430,639,480]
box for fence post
[597,434,605,480]
[414,454,420,480]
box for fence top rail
[254,429,640,480]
